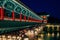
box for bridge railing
[0,7,43,23]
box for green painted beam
[0,26,32,34]
[0,20,40,28]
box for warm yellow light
[57,33,59,37]
[47,33,50,37]
[27,30,31,36]
[25,30,31,36]
[0,35,1,40]
[38,28,41,31]
[2,35,6,40]
[52,33,54,37]
[51,25,54,27]
[38,38,43,40]
[24,38,29,40]
[7,35,12,40]
[22,35,24,37]
[25,32,28,35]
[40,34,44,38]
[7,35,11,38]
[35,28,39,32]
[46,25,50,28]
[30,30,34,35]
[0,36,2,40]
[38,27,43,33]
[17,36,22,40]
[40,27,43,31]
[57,26,59,31]
[35,31,38,35]
[12,36,16,38]
[2,35,5,38]
[17,36,19,38]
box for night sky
[20,0,59,19]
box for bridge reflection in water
[0,25,60,40]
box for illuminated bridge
[0,0,49,34]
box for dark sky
[20,0,60,19]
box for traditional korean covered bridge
[0,0,49,34]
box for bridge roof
[14,0,43,20]
[0,0,43,20]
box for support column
[30,17,32,22]
[20,13,22,21]
[0,7,4,20]
[28,17,30,22]
[24,15,26,22]
[12,11,15,21]
[31,18,33,22]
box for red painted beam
[31,18,43,23]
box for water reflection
[38,33,60,40]
[0,25,60,40]
[38,26,60,40]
